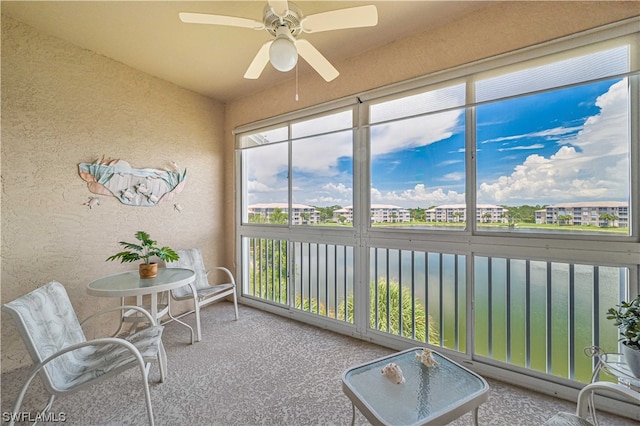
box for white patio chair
[543,381,639,425]
[1,281,167,426]
[165,248,239,342]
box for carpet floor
[1,301,637,425]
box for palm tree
[300,212,310,224]
[338,277,439,344]
[599,213,618,227]
[269,207,288,224]
[411,207,426,222]
[249,238,288,303]
[557,214,572,225]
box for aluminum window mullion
[546,262,553,374]
[426,251,431,345]
[506,258,512,364]
[487,256,493,358]
[569,264,576,380]
[386,249,391,334]
[411,251,416,340]
[525,260,532,369]
[438,253,444,347]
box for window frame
[234,20,640,400]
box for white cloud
[478,79,629,204]
[292,131,353,175]
[498,143,545,152]
[247,180,273,192]
[441,172,464,181]
[321,182,352,195]
[371,109,462,156]
[372,184,465,206]
[481,126,582,144]
[246,143,288,185]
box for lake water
[289,243,627,382]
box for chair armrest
[21,337,147,393]
[80,305,158,327]
[576,381,640,418]
[212,266,236,285]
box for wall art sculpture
[78,157,187,207]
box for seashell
[83,197,100,209]
[416,348,439,368]
[381,362,405,384]
[174,203,183,213]
[121,188,135,201]
[135,183,149,194]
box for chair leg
[194,301,202,342]
[138,358,155,426]
[232,290,239,320]
[187,283,202,342]
[157,342,167,383]
[9,366,46,426]
[166,296,195,344]
[40,394,56,417]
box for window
[369,84,466,229]
[240,110,354,226]
[241,126,288,225]
[475,46,631,235]
[237,23,639,390]
[292,111,354,227]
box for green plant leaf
[106,231,179,265]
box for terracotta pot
[621,341,640,378]
[139,263,158,279]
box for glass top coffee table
[342,347,490,425]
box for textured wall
[1,16,225,371]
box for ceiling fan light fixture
[180,2,379,81]
[269,28,298,72]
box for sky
[245,47,631,209]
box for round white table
[87,267,196,341]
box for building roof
[249,203,316,209]
[546,201,628,208]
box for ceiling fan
[179,1,378,82]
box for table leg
[129,295,145,334]
[111,297,128,337]
[150,292,158,324]
[351,403,356,426]
[473,407,479,426]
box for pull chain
[295,62,299,101]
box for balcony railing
[242,237,629,384]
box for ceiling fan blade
[268,0,289,17]
[244,41,273,79]
[295,39,339,82]
[179,12,264,30]
[300,5,378,34]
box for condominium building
[333,204,411,223]
[535,202,628,227]
[424,204,508,223]
[248,203,321,225]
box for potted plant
[606,294,640,378]
[106,231,179,278]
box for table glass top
[343,348,488,425]
[88,268,194,292]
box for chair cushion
[59,325,164,391]
[166,248,209,298]
[543,412,594,426]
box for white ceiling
[2,1,494,102]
